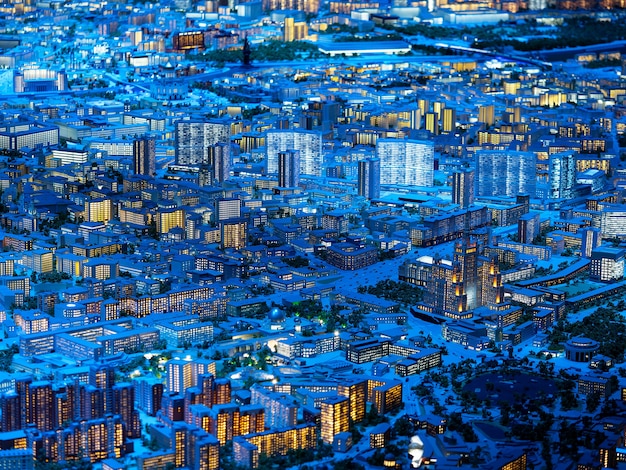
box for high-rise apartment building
[452,168,474,209]
[156,208,186,235]
[175,120,230,166]
[320,396,349,444]
[441,108,457,133]
[546,151,577,200]
[85,198,113,223]
[278,150,300,187]
[337,378,367,424]
[167,359,194,394]
[266,130,323,177]
[216,198,241,221]
[478,104,495,126]
[580,227,601,259]
[207,142,230,183]
[357,158,380,200]
[376,139,434,187]
[220,219,247,250]
[424,112,439,135]
[475,150,536,198]
[133,136,156,176]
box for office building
[357,158,381,200]
[51,149,88,165]
[133,136,156,176]
[475,150,536,197]
[320,396,349,444]
[0,121,58,150]
[376,139,434,187]
[452,168,474,209]
[175,120,230,166]
[266,130,323,176]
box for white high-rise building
[376,139,434,187]
[175,120,230,166]
[266,130,323,177]
[547,151,576,200]
[475,150,536,198]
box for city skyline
[0,2,625,470]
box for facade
[325,241,378,270]
[175,120,230,166]
[452,168,474,209]
[133,136,156,176]
[207,142,231,184]
[278,150,301,188]
[266,130,323,177]
[564,337,599,362]
[320,396,349,444]
[590,247,625,282]
[475,150,536,197]
[358,158,381,200]
[376,139,434,187]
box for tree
[586,391,601,413]
[393,416,414,436]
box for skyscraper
[278,150,300,187]
[175,120,230,166]
[207,142,231,184]
[133,136,156,176]
[475,150,536,198]
[266,130,322,176]
[547,151,577,200]
[376,139,434,187]
[453,239,479,311]
[357,158,381,200]
[452,168,474,209]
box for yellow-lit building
[21,249,54,273]
[220,219,247,250]
[167,359,194,394]
[85,198,113,223]
[320,395,349,444]
[478,104,495,126]
[372,381,402,415]
[337,378,367,424]
[233,424,317,469]
[156,208,185,235]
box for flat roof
[318,41,411,54]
